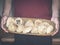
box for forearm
[52,0,59,18]
[51,0,59,36]
[3,0,12,16]
[1,0,12,32]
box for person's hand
[51,17,59,36]
[1,16,8,33]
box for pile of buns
[6,17,54,35]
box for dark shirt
[14,0,52,20]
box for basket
[2,17,56,36]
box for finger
[1,16,8,25]
[52,25,59,36]
[52,30,58,36]
[1,18,8,33]
[1,24,8,33]
[56,21,59,30]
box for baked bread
[16,25,24,33]
[8,23,17,32]
[41,22,50,27]
[37,22,54,34]
[34,19,42,26]
[25,20,34,27]
[46,25,53,34]
[5,17,54,35]
[6,17,15,27]
[37,24,47,34]
[22,26,32,34]
[31,26,38,34]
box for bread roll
[25,20,34,27]
[16,25,24,33]
[46,25,53,34]
[31,27,38,34]
[35,19,42,26]
[41,22,50,27]
[6,17,15,27]
[37,25,47,34]
[8,23,17,32]
[37,22,54,34]
[22,26,32,34]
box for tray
[3,17,56,36]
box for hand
[1,16,8,33]
[51,17,59,36]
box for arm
[1,0,12,33]
[51,0,59,36]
